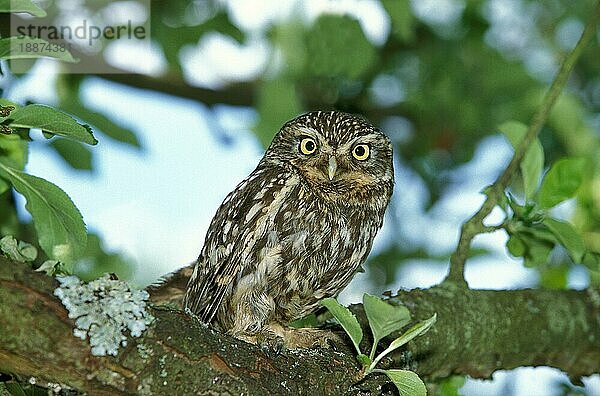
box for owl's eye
[352,144,370,161]
[299,137,317,155]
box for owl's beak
[328,156,338,180]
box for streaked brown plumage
[184,111,393,339]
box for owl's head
[263,111,394,206]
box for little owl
[183,111,394,345]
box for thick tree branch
[1,258,598,395]
[445,1,600,285]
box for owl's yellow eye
[352,144,370,160]
[299,137,317,155]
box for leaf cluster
[321,295,436,395]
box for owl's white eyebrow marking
[296,126,320,137]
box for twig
[444,2,600,286]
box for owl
[183,111,394,342]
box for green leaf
[437,375,466,396]
[383,369,427,396]
[363,293,411,359]
[320,297,363,354]
[0,0,46,16]
[539,264,569,289]
[369,314,437,371]
[0,235,37,262]
[0,133,28,170]
[506,235,526,257]
[306,14,376,79]
[499,121,544,200]
[543,218,585,263]
[255,78,302,148]
[49,139,93,170]
[0,162,86,268]
[381,0,415,43]
[356,353,371,368]
[5,104,97,145]
[538,158,586,209]
[0,37,78,62]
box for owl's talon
[257,330,285,356]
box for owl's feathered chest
[188,165,390,327]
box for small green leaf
[0,37,78,62]
[0,235,37,262]
[383,369,427,396]
[363,293,410,359]
[381,0,415,43]
[0,0,47,16]
[306,14,377,79]
[369,314,437,371]
[543,218,585,263]
[356,353,371,368]
[538,158,586,209]
[521,237,553,268]
[320,297,363,354]
[506,235,526,257]
[254,78,302,148]
[5,104,97,145]
[499,121,544,200]
[0,133,28,170]
[0,162,87,269]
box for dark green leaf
[356,353,371,368]
[523,238,553,268]
[539,264,569,289]
[538,158,586,209]
[5,104,97,145]
[320,297,363,354]
[49,139,93,170]
[255,78,302,147]
[0,37,77,62]
[306,14,376,79]
[381,0,415,43]
[0,134,28,170]
[383,369,427,396]
[0,0,46,16]
[363,293,411,355]
[437,375,467,396]
[0,162,86,269]
[506,235,526,257]
[499,120,544,200]
[543,218,585,263]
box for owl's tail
[146,264,195,307]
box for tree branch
[445,1,600,286]
[1,258,598,394]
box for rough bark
[1,257,599,395]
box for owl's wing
[184,168,284,324]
